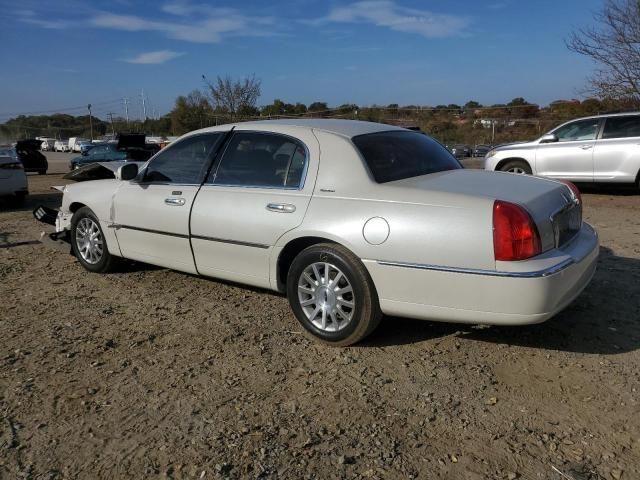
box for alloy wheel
[75,217,104,264]
[297,262,355,332]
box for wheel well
[68,202,86,213]
[276,236,337,291]
[495,157,530,172]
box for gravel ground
[1,169,639,480]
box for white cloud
[488,1,511,9]
[124,50,184,64]
[15,9,71,29]
[309,1,470,38]
[161,1,194,16]
[91,4,276,44]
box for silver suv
[484,112,640,188]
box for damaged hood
[63,161,146,182]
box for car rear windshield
[352,131,461,183]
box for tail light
[493,200,541,261]
[0,162,23,170]
[559,180,581,205]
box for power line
[0,98,125,118]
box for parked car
[450,144,472,158]
[473,144,492,157]
[0,145,28,204]
[36,119,598,346]
[54,140,70,152]
[68,137,89,153]
[15,139,48,175]
[69,137,159,169]
[40,139,56,151]
[484,112,640,188]
[76,140,95,153]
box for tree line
[2,94,638,147]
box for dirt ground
[1,168,639,480]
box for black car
[472,144,493,157]
[450,144,472,158]
[15,139,48,174]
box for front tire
[70,207,118,273]
[286,243,382,346]
[500,159,532,175]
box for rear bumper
[364,223,599,325]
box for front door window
[553,119,600,142]
[143,133,224,184]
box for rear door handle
[165,197,186,206]
[266,203,296,213]
[580,144,593,150]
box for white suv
[484,113,640,188]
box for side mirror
[117,163,138,181]
[540,133,559,144]
[81,150,88,156]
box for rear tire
[500,159,532,175]
[70,207,119,273]
[286,243,382,346]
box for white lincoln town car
[36,119,599,346]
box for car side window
[553,119,600,142]
[143,133,223,184]
[91,146,106,155]
[601,116,640,139]
[211,132,307,188]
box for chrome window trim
[206,130,310,191]
[373,258,575,278]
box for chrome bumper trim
[375,258,575,278]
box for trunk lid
[388,169,581,253]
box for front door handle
[266,203,296,213]
[165,197,186,206]
[580,144,593,150]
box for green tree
[308,102,328,112]
[170,90,213,135]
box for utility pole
[123,98,129,126]
[87,104,93,141]
[107,112,116,137]
[141,89,147,120]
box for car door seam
[188,127,237,275]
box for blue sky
[0,0,602,120]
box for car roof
[192,119,406,139]
[576,111,640,121]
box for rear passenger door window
[601,116,640,139]
[211,132,307,188]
